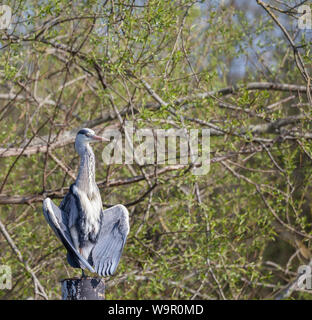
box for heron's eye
[85,133,91,137]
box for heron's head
[75,128,108,154]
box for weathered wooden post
[61,277,105,300]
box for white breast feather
[73,185,102,235]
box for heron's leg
[81,269,86,278]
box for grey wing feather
[42,197,95,273]
[92,204,129,276]
[59,192,79,229]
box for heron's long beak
[92,135,110,142]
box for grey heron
[42,128,129,277]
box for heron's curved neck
[76,144,96,192]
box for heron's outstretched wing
[42,197,95,273]
[91,204,129,276]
